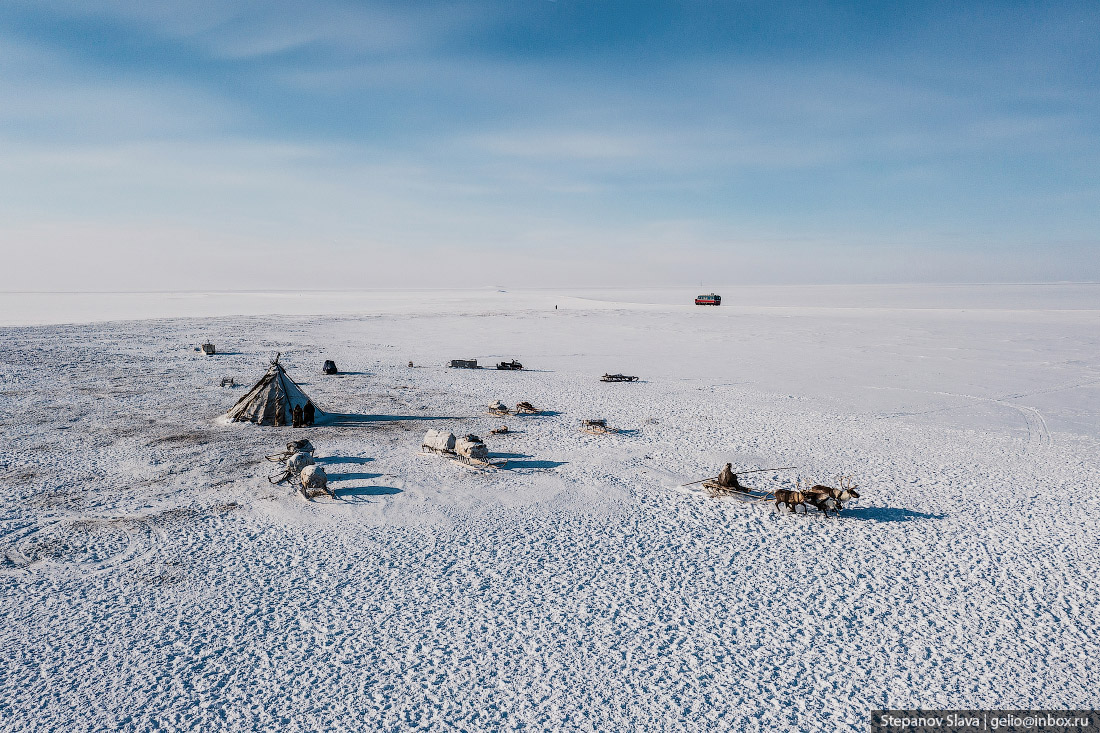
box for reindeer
[798,477,839,517]
[809,475,860,512]
[773,487,806,513]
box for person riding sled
[717,463,746,491]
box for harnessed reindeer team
[689,464,861,517]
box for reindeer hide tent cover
[226,356,323,426]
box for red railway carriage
[694,293,721,305]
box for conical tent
[226,355,323,426]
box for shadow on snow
[843,506,946,523]
[334,485,403,501]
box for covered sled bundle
[449,359,479,369]
[322,360,338,375]
[300,464,327,489]
[286,451,315,474]
[299,464,333,499]
[287,439,314,454]
[201,343,216,355]
[455,435,489,462]
[226,354,323,427]
[422,429,457,453]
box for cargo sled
[601,373,638,383]
[580,418,619,435]
[420,429,506,469]
[496,360,523,370]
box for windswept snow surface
[1,285,1098,732]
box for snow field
[1,286,1098,731]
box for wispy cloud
[0,1,1097,289]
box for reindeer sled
[487,400,510,417]
[420,429,507,469]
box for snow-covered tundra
[1,285,1097,732]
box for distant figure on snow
[303,401,315,426]
[292,404,304,428]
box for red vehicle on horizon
[695,293,722,305]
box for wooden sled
[700,480,773,501]
[487,405,510,417]
[580,419,618,435]
[514,402,540,415]
[300,484,336,501]
[601,373,638,382]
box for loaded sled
[420,429,507,469]
[580,418,618,435]
[601,373,638,382]
[496,360,523,370]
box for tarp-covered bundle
[300,464,327,489]
[455,435,488,462]
[422,429,457,452]
[226,355,322,426]
[286,451,315,473]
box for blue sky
[1,1,1097,289]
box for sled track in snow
[874,387,1053,453]
[0,515,162,577]
[1005,402,1052,452]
